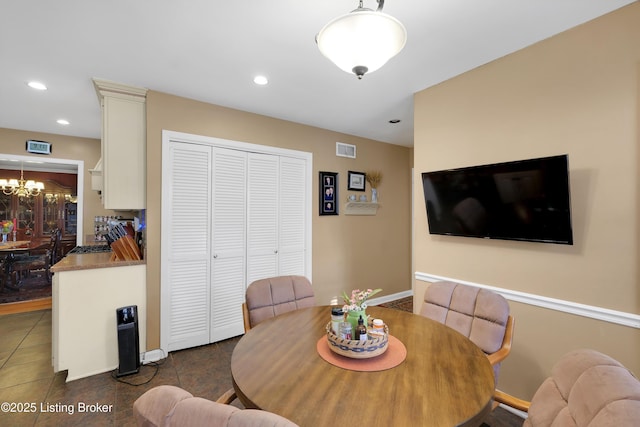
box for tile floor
[0,310,240,426]
[0,308,523,427]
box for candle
[12,218,16,230]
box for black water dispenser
[116,305,140,376]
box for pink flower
[341,288,382,312]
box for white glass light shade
[25,180,45,190]
[317,10,406,78]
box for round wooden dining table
[231,305,495,427]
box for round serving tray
[325,322,389,359]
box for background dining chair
[420,280,514,382]
[493,348,640,426]
[217,275,315,406]
[10,228,61,287]
[133,385,299,427]
[242,275,315,332]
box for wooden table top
[0,241,31,252]
[231,305,495,427]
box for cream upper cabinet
[93,78,147,210]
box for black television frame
[421,155,573,245]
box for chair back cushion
[133,385,298,427]
[420,281,510,355]
[246,275,315,328]
[525,349,640,427]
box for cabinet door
[101,94,146,209]
[210,148,247,342]
[163,142,212,351]
[246,153,279,283]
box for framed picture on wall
[319,171,338,216]
[348,171,366,191]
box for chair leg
[216,388,237,404]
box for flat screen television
[421,155,573,245]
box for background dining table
[0,240,31,291]
[231,305,495,427]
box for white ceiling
[0,0,634,147]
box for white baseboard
[499,403,528,419]
[141,349,166,364]
[369,290,413,306]
[415,272,640,329]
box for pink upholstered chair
[420,281,514,382]
[133,385,298,427]
[494,349,640,426]
[242,275,315,332]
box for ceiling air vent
[336,142,356,159]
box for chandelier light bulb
[0,164,45,197]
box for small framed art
[347,171,366,191]
[319,171,338,216]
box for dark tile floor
[0,308,524,427]
[0,309,240,426]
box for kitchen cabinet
[93,79,147,210]
[161,134,312,353]
[52,259,146,381]
[0,184,77,241]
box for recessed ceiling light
[253,75,268,85]
[389,119,401,124]
[57,119,70,125]
[27,81,47,90]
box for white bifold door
[162,135,311,353]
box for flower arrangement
[365,170,382,189]
[1,220,14,234]
[342,288,382,312]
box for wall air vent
[336,142,356,159]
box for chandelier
[316,0,407,79]
[0,165,45,197]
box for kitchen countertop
[51,252,145,273]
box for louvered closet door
[210,148,247,342]
[246,153,279,283]
[165,142,212,351]
[278,156,307,275]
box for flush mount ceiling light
[316,0,407,79]
[27,81,47,90]
[253,75,269,85]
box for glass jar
[370,318,385,338]
[330,307,344,335]
[338,322,352,340]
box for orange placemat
[316,335,407,372]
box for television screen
[421,155,573,245]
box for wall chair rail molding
[415,272,640,329]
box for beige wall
[0,127,116,241]
[414,3,640,399]
[145,92,413,348]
